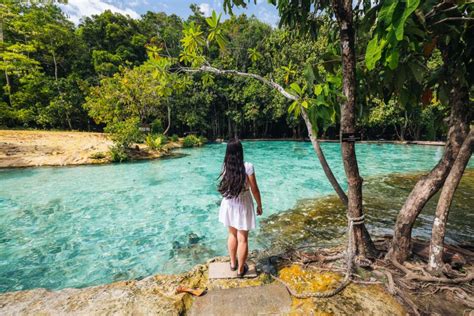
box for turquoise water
[0,141,468,292]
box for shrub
[89,152,106,160]
[109,145,128,162]
[104,118,141,148]
[145,134,162,150]
[170,134,179,142]
[199,136,208,145]
[151,119,163,134]
[183,134,206,148]
[145,134,169,151]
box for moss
[277,264,405,316]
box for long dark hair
[218,139,246,198]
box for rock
[188,283,291,316]
[0,260,406,316]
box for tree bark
[52,50,58,81]
[428,129,473,273]
[387,82,470,263]
[333,0,377,257]
[163,104,171,135]
[4,70,12,106]
[301,109,349,207]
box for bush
[182,134,206,148]
[104,118,141,148]
[109,145,128,162]
[151,119,163,134]
[199,136,208,144]
[145,134,168,151]
[170,134,179,142]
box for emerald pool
[0,141,472,292]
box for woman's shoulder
[244,162,254,175]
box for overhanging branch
[181,65,299,101]
[181,64,349,206]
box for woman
[218,139,263,277]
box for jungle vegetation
[0,2,456,142]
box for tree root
[390,258,474,284]
[255,237,473,314]
[270,271,352,299]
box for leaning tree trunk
[428,129,473,273]
[301,109,349,206]
[163,104,171,135]
[387,82,470,263]
[333,0,377,257]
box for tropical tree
[365,0,473,266]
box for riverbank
[1,251,471,315]
[0,130,446,169]
[0,256,407,315]
[0,130,181,168]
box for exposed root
[393,285,421,316]
[390,258,474,284]
[256,234,473,314]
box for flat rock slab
[189,283,291,316]
[208,262,257,279]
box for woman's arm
[248,173,262,215]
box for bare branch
[431,17,474,26]
[181,65,299,101]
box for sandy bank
[0,130,180,168]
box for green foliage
[206,11,227,49]
[104,118,141,148]
[182,134,205,147]
[199,135,208,144]
[151,119,163,134]
[170,134,179,142]
[109,144,129,162]
[1,1,462,142]
[365,0,421,71]
[145,133,167,150]
[368,98,402,127]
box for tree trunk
[387,83,470,263]
[301,109,349,207]
[163,104,171,135]
[333,0,376,258]
[428,129,473,273]
[52,51,58,81]
[400,110,408,141]
[66,110,73,130]
[4,70,12,106]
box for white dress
[219,162,256,231]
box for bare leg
[227,227,238,268]
[237,230,249,274]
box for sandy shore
[0,130,180,168]
[0,130,114,168]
